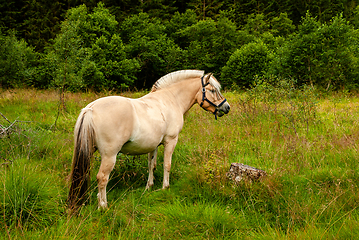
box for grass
[0,87,358,239]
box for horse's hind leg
[146,148,158,190]
[97,154,117,209]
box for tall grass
[1,158,64,231]
[0,87,358,239]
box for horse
[67,70,230,210]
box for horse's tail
[68,107,95,210]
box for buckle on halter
[202,87,206,93]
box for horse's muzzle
[217,102,230,117]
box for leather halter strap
[199,76,227,120]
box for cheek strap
[199,76,227,120]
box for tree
[42,3,139,91]
[120,12,183,89]
[47,18,88,92]
[179,12,239,76]
[21,0,63,51]
[0,31,38,88]
[141,0,178,20]
[102,0,142,22]
[0,0,25,33]
[270,13,359,89]
[179,19,218,71]
[349,5,359,28]
[213,13,240,76]
[270,12,296,37]
[188,0,224,20]
[85,34,139,90]
[165,9,198,49]
[244,13,270,36]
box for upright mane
[151,70,205,92]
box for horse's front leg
[163,136,178,189]
[97,154,116,209]
[146,147,158,190]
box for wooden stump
[227,163,267,184]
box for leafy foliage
[42,3,140,91]
[176,12,239,76]
[271,13,359,90]
[270,12,296,37]
[165,9,198,49]
[221,40,271,88]
[0,31,38,88]
[120,12,182,89]
[47,18,89,91]
[1,1,359,91]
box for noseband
[199,76,227,120]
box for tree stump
[227,163,267,184]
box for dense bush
[0,31,38,88]
[270,13,359,90]
[221,40,271,89]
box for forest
[1,0,359,91]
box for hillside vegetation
[0,87,358,239]
[1,2,359,91]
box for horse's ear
[204,73,212,83]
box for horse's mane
[151,70,205,92]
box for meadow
[0,86,358,239]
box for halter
[199,76,227,120]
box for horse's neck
[164,78,200,114]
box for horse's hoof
[98,202,108,210]
[145,183,153,191]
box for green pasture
[0,88,358,239]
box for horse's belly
[120,140,159,155]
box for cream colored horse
[68,70,230,210]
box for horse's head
[197,73,230,119]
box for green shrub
[0,31,38,88]
[270,13,359,90]
[221,40,271,88]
